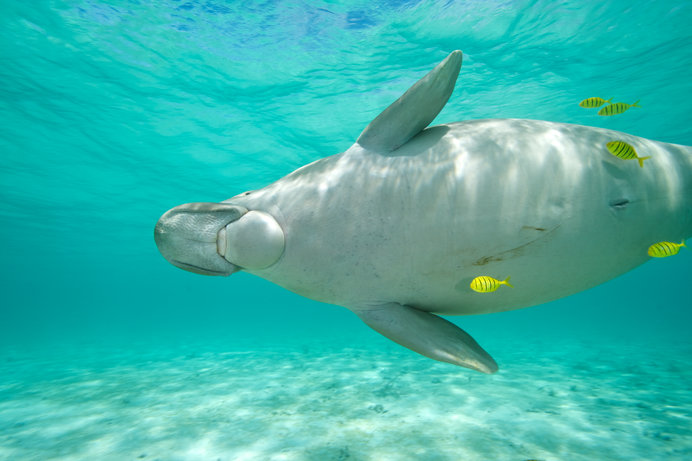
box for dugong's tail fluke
[353,303,498,374]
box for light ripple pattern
[1,339,692,460]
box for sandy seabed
[1,336,691,461]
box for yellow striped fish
[598,100,640,116]
[605,141,651,168]
[647,240,686,257]
[579,97,612,108]
[470,276,513,293]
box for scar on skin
[473,225,559,265]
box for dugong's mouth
[154,202,248,276]
[169,260,231,276]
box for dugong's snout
[155,202,286,276]
[154,202,246,276]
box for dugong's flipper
[354,303,498,374]
[356,50,462,153]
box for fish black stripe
[615,142,626,155]
[659,243,667,255]
[655,243,664,256]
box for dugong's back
[242,118,692,315]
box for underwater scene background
[1,1,691,459]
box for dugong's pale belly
[239,119,692,315]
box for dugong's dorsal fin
[355,50,462,154]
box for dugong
[155,51,692,373]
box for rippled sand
[1,336,691,461]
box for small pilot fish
[470,276,513,293]
[598,100,640,116]
[579,97,612,108]
[605,141,651,168]
[647,240,686,258]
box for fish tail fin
[502,276,513,288]
[606,97,613,103]
[681,240,687,248]
[637,156,651,168]
[632,99,641,108]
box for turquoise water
[1,1,691,459]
